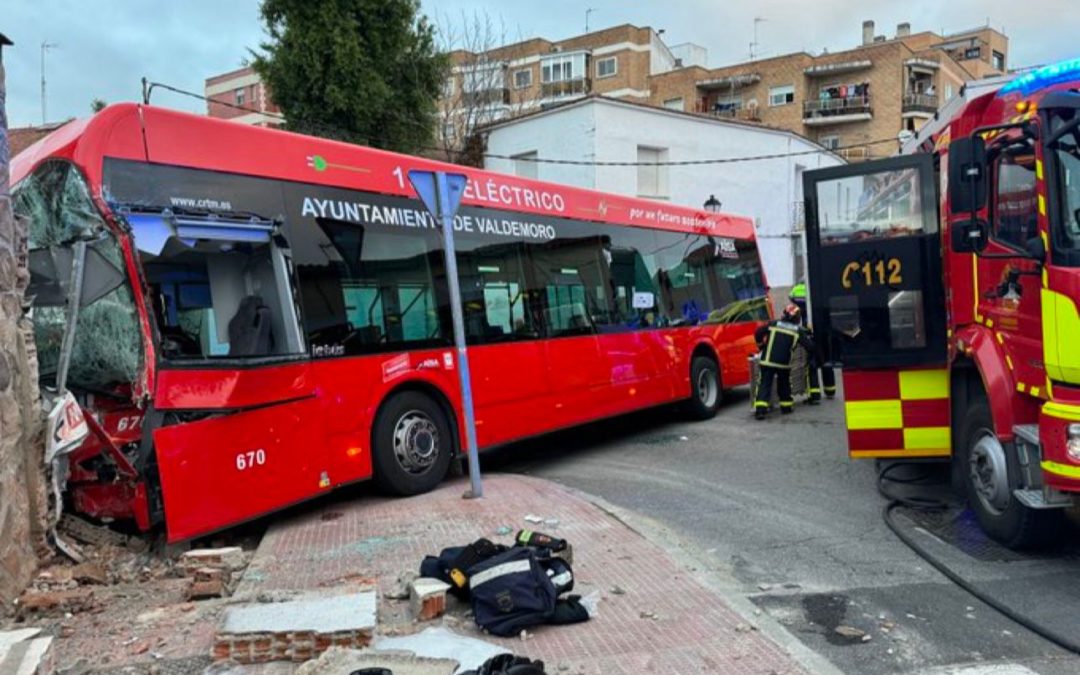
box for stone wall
[0,56,46,611]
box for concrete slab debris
[0,628,53,675]
[375,626,511,675]
[295,647,457,675]
[410,577,451,621]
[221,591,376,635]
[215,591,377,663]
[182,547,246,572]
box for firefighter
[789,283,836,401]
[754,304,815,419]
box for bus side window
[295,221,445,356]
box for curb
[546,477,847,675]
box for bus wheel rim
[697,367,718,408]
[393,410,440,474]
[969,431,1010,514]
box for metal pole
[56,240,87,394]
[435,172,483,499]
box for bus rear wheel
[686,355,722,420]
[960,399,1061,549]
[373,391,453,496]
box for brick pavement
[238,474,811,675]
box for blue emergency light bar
[1000,57,1080,96]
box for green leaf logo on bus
[305,154,369,175]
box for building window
[512,151,538,180]
[463,64,505,93]
[663,97,684,111]
[596,56,617,79]
[443,121,457,144]
[993,50,1005,71]
[235,87,246,106]
[442,77,455,98]
[541,53,586,83]
[769,84,795,107]
[513,68,532,89]
[819,135,841,150]
[945,84,954,100]
[963,46,981,60]
[636,146,669,199]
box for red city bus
[14,104,771,542]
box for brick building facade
[205,20,1009,161]
[204,66,282,127]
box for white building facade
[482,97,845,288]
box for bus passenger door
[804,154,949,459]
[131,213,325,542]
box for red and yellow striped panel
[842,368,951,458]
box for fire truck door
[976,138,1045,393]
[804,154,950,458]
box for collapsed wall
[0,55,46,610]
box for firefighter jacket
[755,319,815,369]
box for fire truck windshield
[1050,115,1080,265]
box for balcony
[462,87,511,107]
[696,73,761,91]
[902,92,938,115]
[704,107,761,122]
[804,60,873,77]
[803,96,873,125]
[541,78,591,100]
[838,146,874,162]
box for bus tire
[960,398,1061,549]
[372,391,453,496]
[686,355,722,420]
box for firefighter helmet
[790,283,807,300]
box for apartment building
[205,19,1008,162]
[439,24,704,148]
[648,21,1009,161]
[204,66,282,127]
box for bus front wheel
[960,398,1061,549]
[372,391,453,496]
[686,356,722,420]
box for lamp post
[703,195,722,213]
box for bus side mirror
[948,136,988,216]
[951,219,989,253]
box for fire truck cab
[804,59,1080,548]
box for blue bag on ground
[468,547,558,636]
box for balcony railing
[839,146,874,161]
[462,88,511,107]
[698,106,761,122]
[803,95,873,121]
[902,92,938,114]
[541,78,591,99]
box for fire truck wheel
[687,355,722,420]
[961,399,1061,549]
[372,391,453,496]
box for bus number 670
[236,449,267,471]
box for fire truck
[804,58,1080,548]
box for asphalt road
[485,387,1080,675]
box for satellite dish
[898,129,916,145]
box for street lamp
[703,195,722,213]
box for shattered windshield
[14,160,143,394]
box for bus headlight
[1068,424,1080,462]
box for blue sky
[2,0,1074,127]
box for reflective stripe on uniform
[754,401,770,409]
[779,401,794,408]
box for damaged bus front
[17,154,303,538]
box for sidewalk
[236,474,812,675]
